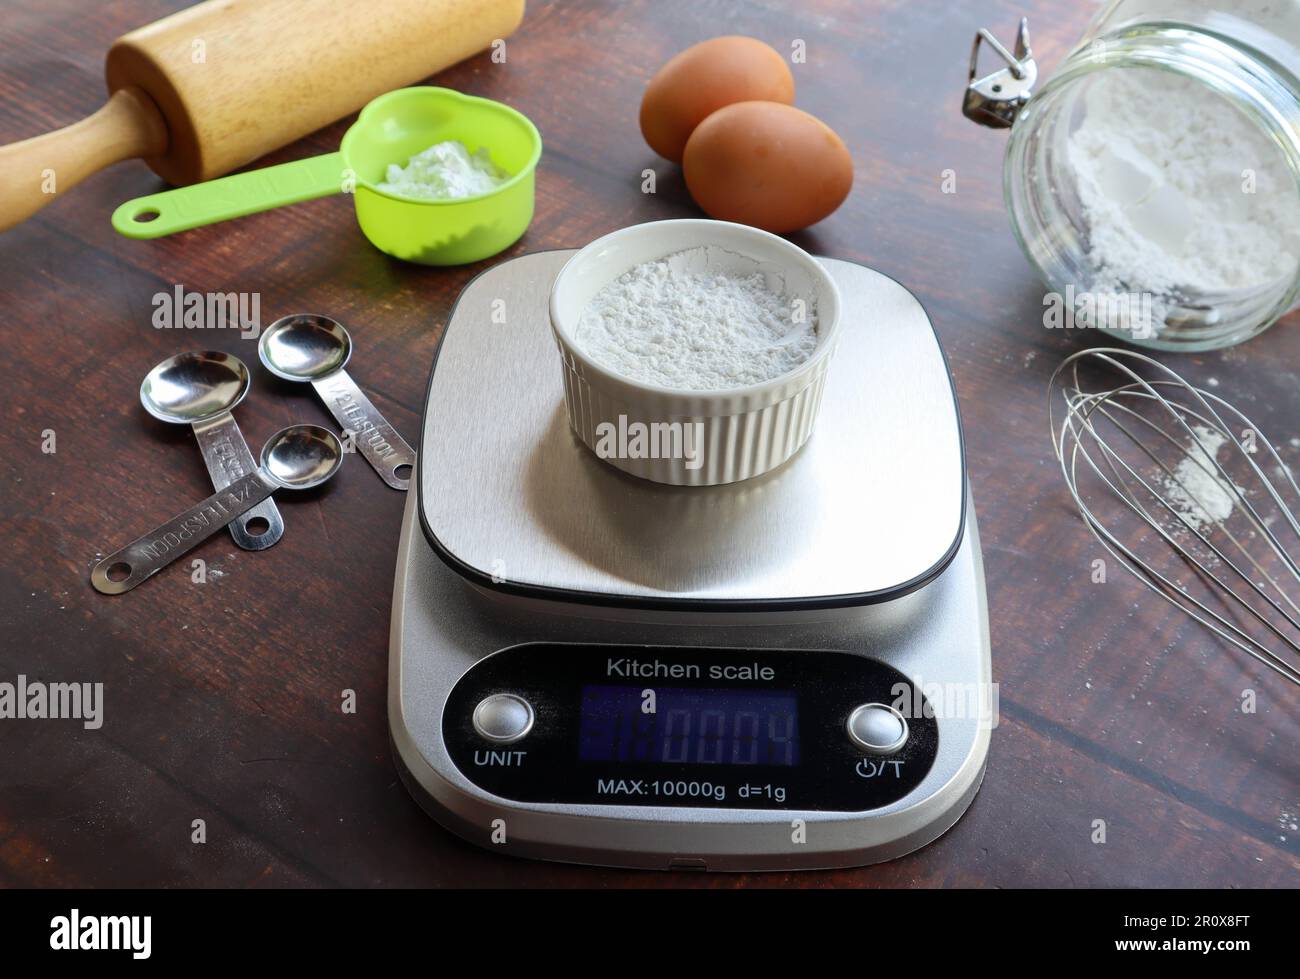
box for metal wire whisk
[1049,348,1300,686]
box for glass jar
[977,2,1300,351]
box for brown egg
[640,36,795,164]
[682,101,853,233]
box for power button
[846,703,909,755]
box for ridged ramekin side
[556,344,834,486]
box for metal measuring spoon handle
[311,370,415,490]
[91,469,280,595]
[139,350,285,551]
[191,411,285,550]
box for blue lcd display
[578,685,799,766]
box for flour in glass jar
[1067,68,1300,306]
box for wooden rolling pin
[0,0,526,232]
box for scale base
[388,252,991,872]
[389,481,991,872]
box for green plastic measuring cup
[112,87,542,266]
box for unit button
[472,693,535,744]
[846,703,908,755]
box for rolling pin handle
[0,86,168,233]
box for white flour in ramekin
[574,248,817,391]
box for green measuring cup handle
[112,151,347,239]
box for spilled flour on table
[1162,424,1240,532]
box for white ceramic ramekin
[548,219,842,486]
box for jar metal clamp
[963,17,1037,128]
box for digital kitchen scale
[388,250,992,871]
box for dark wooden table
[1,0,1297,888]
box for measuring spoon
[91,425,343,596]
[259,314,415,491]
[140,351,285,551]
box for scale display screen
[578,684,800,766]
[444,644,939,811]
